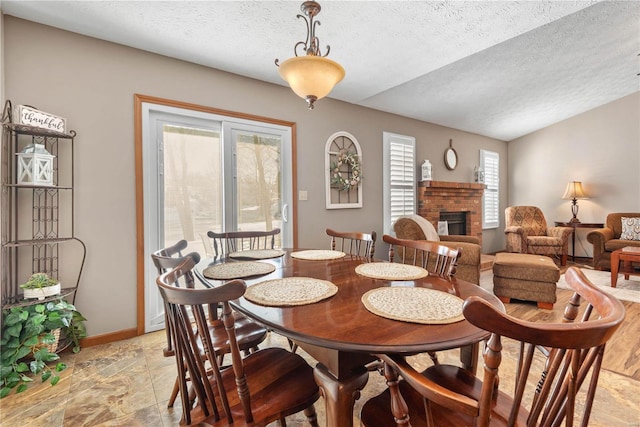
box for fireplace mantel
[419,181,486,190]
[417,181,485,243]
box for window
[480,149,499,229]
[383,132,416,235]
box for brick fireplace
[417,181,485,244]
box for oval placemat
[229,249,285,260]
[244,277,338,306]
[362,287,465,324]
[290,250,346,261]
[355,262,428,280]
[202,261,275,280]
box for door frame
[134,94,298,335]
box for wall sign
[16,105,66,133]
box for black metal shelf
[4,122,76,139]
[2,183,73,190]
[1,286,79,308]
[3,237,79,247]
[1,100,85,311]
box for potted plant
[0,298,87,398]
[19,273,61,300]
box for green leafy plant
[19,273,58,290]
[0,299,87,398]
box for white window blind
[480,149,499,229]
[383,132,416,235]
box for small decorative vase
[23,283,61,300]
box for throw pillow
[620,217,640,241]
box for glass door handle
[282,204,288,223]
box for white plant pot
[23,283,61,300]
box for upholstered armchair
[392,215,481,284]
[587,212,640,270]
[504,206,572,266]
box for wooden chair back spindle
[206,228,281,258]
[383,234,460,279]
[326,228,377,259]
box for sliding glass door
[142,104,292,332]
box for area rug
[556,268,640,303]
[480,268,640,303]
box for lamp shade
[562,181,588,200]
[278,55,345,103]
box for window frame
[383,132,416,235]
[480,149,499,229]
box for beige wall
[3,17,508,336]
[508,92,640,257]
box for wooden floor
[1,262,639,426]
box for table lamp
[562,181,588,223]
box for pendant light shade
[278,56,345,107]
[276,1,345,110]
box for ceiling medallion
[275,1,345,110]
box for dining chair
[326,228,377,258]
[360,266,626,427]
[379,234,462,368]
[206,228,281,258]
[151,240,268,409]
[157,256,320,426]
[383,234,461,279]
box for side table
[554,221,604,262]
[610,247,640,287]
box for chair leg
[168,376,180,407]
[364,358,384,374]
[561,253,567,266]
[303,405,319,427]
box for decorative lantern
[474,166,485,184]
[16,144,55,186]
[421,160,432,181]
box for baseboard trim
[80,328,139,348]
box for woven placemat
[362,287,465,324]
[244,277,338,306]
[356,263,428,280]
[202,261,275,280]
[229,249,285,260]
[290,250,346,261]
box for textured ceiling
[2,0,638,141]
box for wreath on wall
[330,150,361,192]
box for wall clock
[444,139,458,170]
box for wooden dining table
[197,249,504,427]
